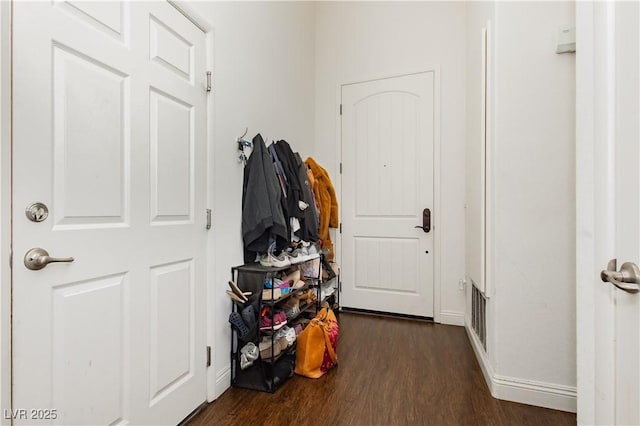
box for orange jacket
[305,157,339,260]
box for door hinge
[206,208,212,230]
[339,162,342,174]
[206,346,211,367]
[339,104,342,115]
[339,223,342,234]
[206,71,212,93]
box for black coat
[242,134,288,262]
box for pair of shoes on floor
[228,305,256,339]
[239,342,259,370]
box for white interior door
[12,2,208,424]
[577,1,640,424]
[341,72,434,317]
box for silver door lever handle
[24,247,74,271]
[601,259,640,294]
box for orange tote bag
[295,308,339,378]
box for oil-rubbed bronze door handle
[413,208,431,233]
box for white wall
[492,0,576,388]
[185,1,316,398]
[466,1,576,412]
[314,1,467,324]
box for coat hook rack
[237,127,252,164]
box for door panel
[612,2,640,422]
[150,88,194,223]
[149,259,194,406]
[13,2,207,424]
[580,1,640,423]
[55,1,127,43]
[341,72,434,317]
[52,43,129,226]
[149,15,193,82]
[52,274,127,425]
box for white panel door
[577,1,640,424]
[12,2,207,424]
[341,72,434,317]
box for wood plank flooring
[188,312,575,426]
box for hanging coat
[305,157,339,260]
[242,134,288,262]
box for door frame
[0,2,218,418]
[337,67,442,322]
[167,0,218,404]
[0,2,11,423]
[575,2,615,424]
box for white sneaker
[259,252,291,268]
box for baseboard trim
[214,366,231,400]
[464,324,577,413]
[439,310,465,326]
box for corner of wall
[465,322,576,413]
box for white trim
[465,325,577,413]
[485,16,496,299]
[0,2,11,422]
[334,84,342,286]
[168,1,212,32]
[575,2,595,423]
[204,26,217,404]
[338,67,442,322]
[213,367,231,400]
[166,1,218,404]
[465,321,493,392]
[439,310,464,326]
[432,66,442,322]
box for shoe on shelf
[240,353,251,370]
[265,278,291,295]
[284,326,296,346]
[259,251,291,268]
[228,280,248,302]
[282,269,301,284]
[259,307,287,331]
[228,312,250,339]
[259,336,282,360]
[273,328,289,351]
[283,297,300,319]
[240,304,257,330]
[225,290,246,305]
[306,243,320,259]
[262,288,282,301]
[240,342,259,362]
[286,249,305,265]
[239,342,259,370]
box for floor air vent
[471,284,487,351]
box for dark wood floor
[188,313,575,426]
